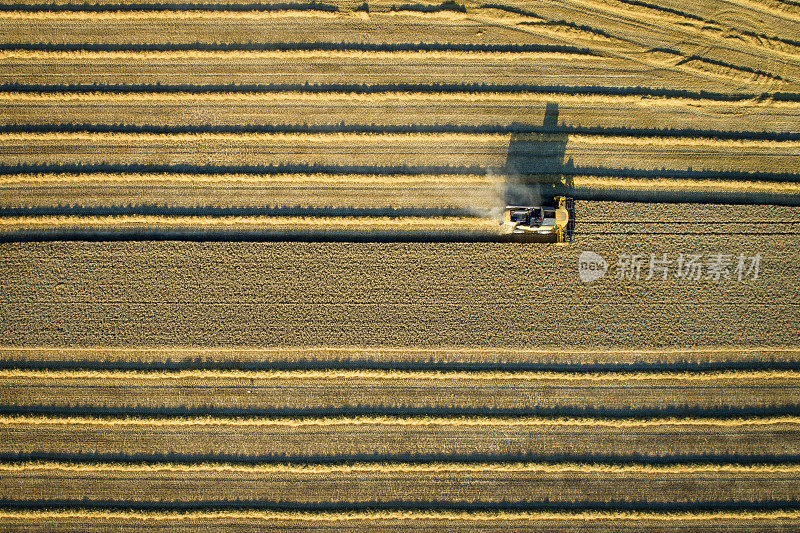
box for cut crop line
[0,10,343,19]
[0,216,497,230]
[0,132,505,142]
[3,358,799,372]
[2,346,795,356]
[1,415,798,427]
[5,124,800,142]
[4,83,798,101]
[0,509,798,521]
[1,461,799,474]
[0,172,495,185]
[0,43,596,55]
[0,49,591,60]
[3,91,799,107]
[1,369,798,381]
[0,10,484,20]
[572,177,800,193]
[3,131,799,148]
[0,2,340,13]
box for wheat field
[1,0,799,530]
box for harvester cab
[500,196,575,243]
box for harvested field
[1,0,799,529]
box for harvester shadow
[504,102,574,207]
[503,102,800,207]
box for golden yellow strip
[1,368,797,381]
[0,216,497,231]
[0,132,505,143]
[0,10,341,19]
[0,173,494,185]
[0,9,481,22]
[567,134,800,148]
[2,346,795,356]
[0,509,798,521]
[3,131,797,149]
[572,176,800,193]
[1,415,798,428]
[0,10,473,21]
[1,461,798,474]
[2,91,797,108]
[0,50,590,61]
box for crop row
[0,509,797,533]
[0,172,502,212]
[2,414,799,459]
[2,346,799,366]
[0,50,746,93]
[3,369,798,412]
[2,132,797,174]
[2,460,799,504]
[4,92,799,134]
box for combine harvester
[500,196,575,243]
